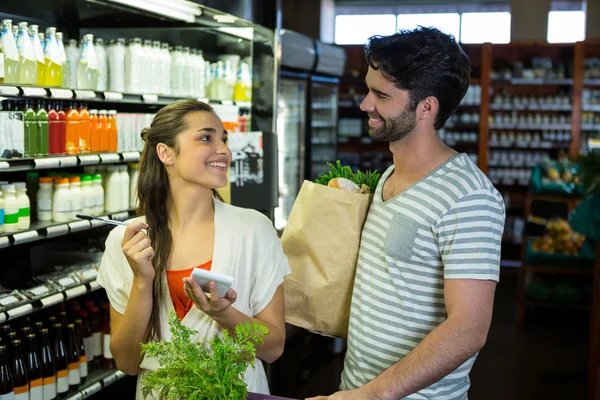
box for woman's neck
[167,183,215,231]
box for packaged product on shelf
[65,38,79,89]
[2,184,19,232]
[23,100,39,157]
[97,109,108,152]
[36,100,49,156]
[33,270,82,291]
[65,103,80,155]
[94,38,107,92]
[80,175,94,215]
[79,103,91,153]
[1,19,20,84]
[28,24,45,87]
[43,27,63,87]
[160,42,172,96]
[108,38,125,93]
[104,165,121,213]
[77,34,98,90]
[56,32,69,88]
[0,104,25,158]
[52,177,71,222]
[69,176,83,219]
[129,163,139,209]
[37,176,53,221]
[107,110,118,152]
[48,101,66,155]
[0,192,4,233]
[125,38,143,94]
[91,174,104,215]
[118,165,129,211]
[170,45,185,97]
[13,182,30,229]
[16,21,37,85]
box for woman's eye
[199,136,210,142]
[223,137,228,144]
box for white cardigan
[96,199,291,399]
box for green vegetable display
[140,310,269,400]
[315,160,381,194]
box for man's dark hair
[365,26,471,130]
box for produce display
[315,160,381,194]
[540,154,581,187]
[531,218,586,256]
[140,311,268,400]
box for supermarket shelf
[0,209,136,248]
[488,123,572,131]
[0,84,249,108]
[64,368,127,400]
[489,144,570,151]
[0,152,140,172]
[492,78,574,86]
[0,278,103,323]
[491,104,572,112]
[524,263,593,276]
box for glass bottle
[24,334,42,400]
[39,328,56,400]
[43,28,62,87]
[74,320,87,380]
[9,339,29,399]
[15,21,37,85]
[51,323,68,396]
[36,100,49,156]
[28,25,45,87]
[101,304,115,369]
[65,324,80,388]
[0,344,14,397]
[77,34,98,90]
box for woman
[96,100,290,398]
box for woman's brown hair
[137,99,224,341]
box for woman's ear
[157,143,175,166]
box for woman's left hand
[183,277,237,317]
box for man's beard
[369,107,417,142]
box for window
[396,13,461,40]
[547,11,585,43]
[334,14,397,45]
[460,12,511,44]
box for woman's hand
[121,221,155,282]
[183,277,237,318]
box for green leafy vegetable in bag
[315,160,381,194]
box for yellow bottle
[30,26,45,86]
[43,27,62,87]
[16,22,37,85]
[1,20,19,84]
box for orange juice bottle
[79,102,91,153]
[89,109,100,153]
[107,110,118,152]
[98,110,109,152]
[65,103,80,155]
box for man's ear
[157,143,175,166]
[418,96,440,127]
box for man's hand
[306,387,381,400]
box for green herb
[140,310,269,400]
[314,160,381,194]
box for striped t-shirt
[340,153,505,399]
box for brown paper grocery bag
[281,180,373,338]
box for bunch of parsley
[140,310,269,400]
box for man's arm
[361,278,496,399]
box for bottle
[0,345,14,398]
[0,40,4,84]
[48,102,60,155]
[1,326,14,342]
[125,38,143,94]
[9,339,29,400]
[36,101,49,156]
[65,39,78,90]
[118,165,130,211]
[94,38,107,91]
[51,178,71,223]
[0,192,5,234]
[73,320,87,380]
[89,109,99,153]
[151,41,162,94]
[77,34,98,90]
[55,32,69,89]
[28,25,45,87]
[107,110,118,152]
[80,175,94,215]
[104,166,120,213]
[56,102,66,155]
[43,28,62,87]
[97,110,108,152]
[88,306,102,368]
[68,177,82,220]
[170,46,184,96]
[3,20,21,84]
[24,101,39,157]
[101,304,115,369]
[141,40,153,93]
[182,47,193,97]
[16,22,37,86]
[160,42,171,96]
[78,103,90,153]
[129,163,139,209]
[65,324,80,388]
[20,327,32,341]
[2,184,19,232]
[13,182,30,229]
[108,39,125,93]
[51,324,68,396]
[196,50,206,98]
[12,25,17,41]
[39,328,56,400]
[234,62,252,102]
[25,334,42,400]
[65,103,80,155]
[91,175,104,215]
[78,310,94,371]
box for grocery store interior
[0,0,599,399]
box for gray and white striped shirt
[340,153,505,399]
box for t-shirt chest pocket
[383,213,420,262]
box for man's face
[360,66,417,143]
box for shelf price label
[40,293,65,309]
[0,312,6,324]
[88,281,101,290]
[69,220,91,232]
[46,224,69,238]
[0,162,9,170]
[100,153,120,164]
[59,156,78,168]
[49,88,74,99]
[142,94,159,103]
[80,382,102,397]
[104,91,124,101]
[0,86,20,96]
[78,154,100,165]
[121,152,139,162]
[12,230,40,245]
[74,90,96,100]
[112,211,129,221]
[7,304,33,320]
[34,158,61,170]
[22,87,48,97]
[65,285,87,300]
[0,237,9,249]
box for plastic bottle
[79,103,90,153]
[13,182,30,229]
[104,166,120,212]
[56,32,69,88]
[37,176,53,222]
[125,38,143,94]
[170,46,184,96]
[91,174,104,215]
[48,102,60,154]
[36,100,49,156]
[65,39,79,89]
[80,175,94,215]
[69,176,82,220]
[151,41,161,94]
[24,101,39,157]
[98,110,108,152]
[118,165,130,211]
[0,39,4,84]
[43,27,62,87]
[142,40,154,93]
[65,103,80,155]
[52,177,71,222]
[196,50,206,98]
[77,34,98,90]
[28,25,45,87]
[108,38,125,93]
[94,38,107,91]
[129,163,139,209]
[160,42,172,95]
[16,21,37,85]
[89,109,99,153]
[2,184,19,232]
[182,47,193,97]
[0,192,4,234]
[107,110,118,152]
[57,101,67,154]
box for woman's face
[171,111,232,190]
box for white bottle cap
[1,184,15,192]
[106,165,119,172]
[13,182,26,190]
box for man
[308,27,505,400]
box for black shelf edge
[64,368,127,400]
[0,152,141,172]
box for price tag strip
[79,382,102,397]
[88,281,101,291]
[111,211,129,221]
[142,94,159,103]
[22,87,48,97]
[90,215,109,228]
[104,92,124,101]
[0,236,9,249]
[46,224,69,238]
[65,285,87,300]
[0,312,6,324]
[0,86,20,96]
[49,88,74,99]
[74,90,96,100]
[59,156,78,168]
[34,158,61,169]
[69,220,91,232]
[40,292,65,309]
[100,153,121,164]
[0,161,9,170]
[121,151,140,162]
[7,304,33,320]
[12,230,40,245]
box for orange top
[166,260,212,321]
